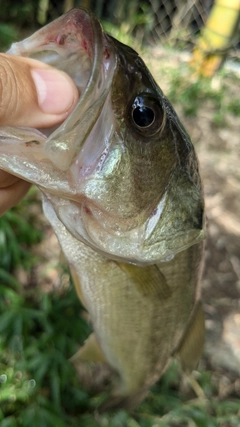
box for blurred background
[0,1,240,426]
[0,0,240,69]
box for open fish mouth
[7,8,116,172]
[0,8,205,265]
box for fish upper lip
[8,8,101,60]
[43,12,117,172]
[8,9,117,173]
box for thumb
[0,53,79,128]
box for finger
[0,53,79,128]
[0,169,20,187]
[0,178,31,217]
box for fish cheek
[110,98,176,216]
[123,124,178,215]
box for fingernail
[31,68,76,114]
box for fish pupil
[133,106,154,128]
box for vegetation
[0,25,18,50]
[155,62,240,126]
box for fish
[0,8,205,410]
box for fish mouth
[2,9,205,265]
[8,8,116,171]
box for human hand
[0,53,78,217]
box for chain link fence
[146,0,212,44]
[145,0,239,63]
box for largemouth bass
[0,9,205,409]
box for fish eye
[132,104,154,128]
[129,94,165,137]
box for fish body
[0,9,205,408]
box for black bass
[0,9,205,409]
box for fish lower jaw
[77,214,205,265]
[74,227,203,266]
[54,197,205,264]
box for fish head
[0,8,205,265]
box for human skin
[0,53,78,216]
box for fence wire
[143,0,240,63]
[148,0,212,43]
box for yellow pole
[190,0,240,77]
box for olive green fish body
[45,198,204,407]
